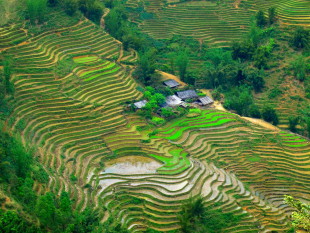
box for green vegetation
[284,195,310,231]
[27,0,47,24]
[0,0,310,232]
[262,105,279,125]
[179,197,251,233]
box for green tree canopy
[256,10,267,28]
[284,195,310,231]
[262,106,279,125]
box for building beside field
[134,100,148,109]
[165,95,183,107]
[198,96,214,106]
[163,79,180,88]
[176,90,198,100]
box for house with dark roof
[198,96,214,106]
[133,100,147,109]
[163,79,180,88]
[176,90,198,100]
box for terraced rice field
[0,24,27,51]
[2,15,310,233]
[247,0,310,27]
[2,18,142,214]
[86,110,309,232]
[127,0,310,46]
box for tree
[48,0,58,7]
[224,86,253,116]
[248,105,261,118]
[16,177,37,208]
[262,106,279,125]
[26,0,47,24]
[86,1,103,23]
[284,195,310,231]
[161,108,176,118]
[232,40,255,61]
[0,210,39,233]
[291,27,309,49]
[78,0,104,24]
[268,7,277,25]
[290,56,308,81]
[63,0,78,16]
[253,46,270,69]
[134,49,157,85]
[179,196,248,233]
[3,56,14,95]
[176,51,189,82]
[36,192,56,228]
[242,66,265,92]
[289,116,300,132]
[256,10,267,28]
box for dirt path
[158,71,187,87]
[242,117,280,132]
[233,0,242,8]
[100,8,110,29]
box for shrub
[63,0,78,16]
[26,0,47,24]
[268,88,283,99]
[262,106,279,125]
[291,27,309,49]
[256,10,267,28]
[151,117,165,125]
[289,116,300,132]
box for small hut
[133,100,147,109]
[163,79,180,88]
[176,90,198,100]
[165,95,182,107]
[198,96,214,106]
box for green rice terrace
[126,0,310,46]
[0,1,309,232]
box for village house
[198,96,214,106]
[133,100,148,109]
[163,79,180,88]
[165,95,183,107]
[176,90,198,100]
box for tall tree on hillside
[262,106,279,125]
[3,57,13,95]
[268,7,277,25]
[289,116,300,132]
[291,27,310,49]
[134,48,157,85]
[256,10,267,28]
[26,0,47,24]
[63,0,79,16]
[232,40,255,61]
[290,55,308,81]
[36,192,56,228]
[176,51,189,82]
[48,0,58,7]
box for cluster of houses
[134,79,214,109]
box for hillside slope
[126,0,310,46]
[0,6,310,233]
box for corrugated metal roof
[199,96,214,105]
[134,100,147,109]
[165,95,182,107]
[176,90,198,100]
[163,79,180,88]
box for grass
[247,156,261,162]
